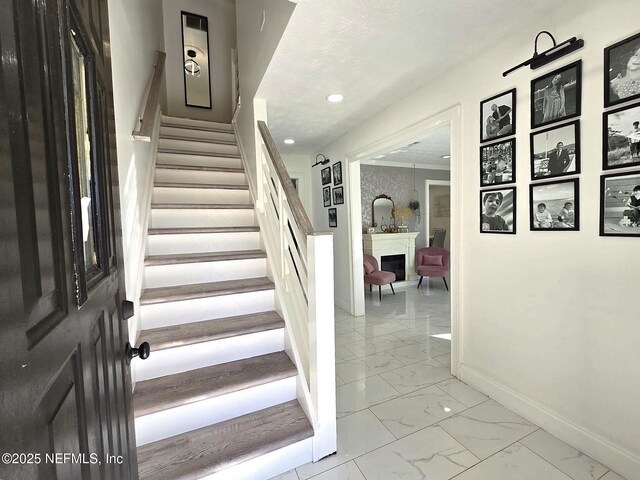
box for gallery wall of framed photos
[319,160,343,228]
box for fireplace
[381,254,405,281]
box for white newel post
[307,233,337,461]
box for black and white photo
[600,171,640,237]
[603,102,640,170]
[323,186,331,207]
[530,179,579,231]
[480,89,516,143]
[480,187,516,234]
[531,61,582,129]
[328,208,337,227]
[530,121,580,180]
[480,139,515,187]
[332,186,344,205]
[321,166,331,185]
[332,161,343,186]
[605,32,640,107]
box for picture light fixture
[503,31,584,77]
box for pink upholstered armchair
[363,254,396,301]
[416,247,449,290]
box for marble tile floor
[271,284,626,480]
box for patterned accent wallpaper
[361,165,450,248]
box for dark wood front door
[0,0,136,478]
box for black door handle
[125,342,150,365]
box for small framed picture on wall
[333,186,344,205]
[529,179,579,231]
[328,208,337,227]
[323,186,331,207]
[600,171,640,236]
[531,60,582,129]
[321,166,331,185]
[480,187,516,234]
[603,102,640,170]
[332,161,343,186]
[480,88,516,143]
[604,32,640,107]
[480,138,515,187]
[530,120,580,180]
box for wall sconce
[312,154,330,167]
[503,31,584,77]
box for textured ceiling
[259,0,586,153]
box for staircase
[133,115,314,480]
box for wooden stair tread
[151,203,253,209]
[147,226,260,235]
[140,277,274,305]
[157,148,241,159]
[134,351,296,417]
[160,134,237,146]
[145,249,267,266]
[137,400,312,480]
[154,181,249,190]
[138,311,284,351]
[161,121,234,134]
[155,163,244,173]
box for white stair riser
[158,138,239,156]
[148,232,261,256]
[134,328,284,381]
[200,438,313,480]
[150,208,256,229]
[157,152,242,169]
[134,376,296,446]
[144,258,267,288]
[160,126,236,143]
[152,186,251,205]
[162,116,233,131]
[141,290,275,329]
[155,168,247,185]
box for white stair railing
[256,121,336,460]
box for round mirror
[372,194,395,232]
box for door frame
[345,104,463,378]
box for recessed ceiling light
[326,93,344,103]
[441,154,451,159]
[373,154,386,159]
[284,139,295,144]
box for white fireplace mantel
[363,232,419,284]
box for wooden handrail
[132,51,166,141]
[257,120,314,237]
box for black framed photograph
[531,60,582,129]
[529,179,579,231]
[480,138,515,187]
[333,186,344,205]
[605,32,640,107]
[603,102,640,170]
[321,166,331,185]
[530,120,580,180]
[600,171,640,236]
[323,186,331,207]
[480,187,516,234]
[480,88,516,143]
[332,161,343,186]
[328,208,337,228]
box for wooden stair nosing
[155,163,244,173]
[151,202,254,210]
[147,226,260,235]
[153,181,249,190]
[161,121,234,134]
[145,249,267,266]
[157,148,240,159]
[159,134,237,146]
[133,351,296,417]
[138,311,284,351]
[137,400,312,480]
[140,277,274,305]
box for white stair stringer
[134,115,314,480]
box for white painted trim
[424,179,451,248]
[345,105,462,378]
[360,159,450,170]
[461,364,640,480]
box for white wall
[235,0,296,191]
[282,154,313,224]
[162,0,236,123]
[312,1,640,476]
[107,0,164,342]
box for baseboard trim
[460,364,640,480]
